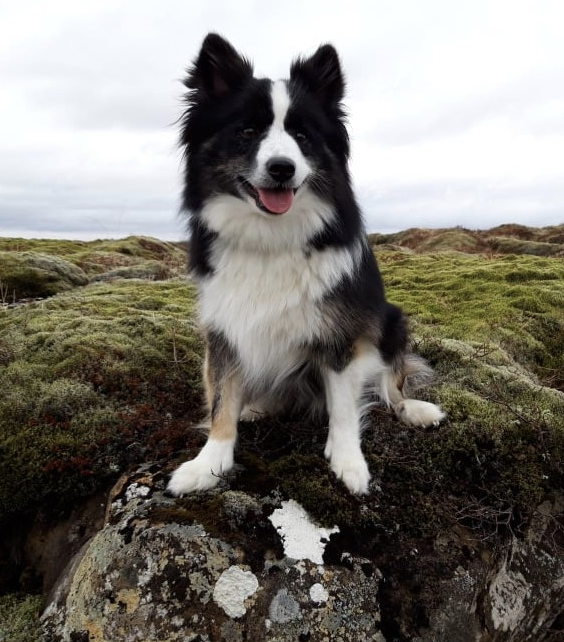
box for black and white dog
[168,33,444,496]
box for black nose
[267,157,296,183]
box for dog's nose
[267,157,296,183]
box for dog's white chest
[199,244,356,384]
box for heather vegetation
[0,226,563,638]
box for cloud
[0,0,563,239]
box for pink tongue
[256,188,294,214]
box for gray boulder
[41,464,563,641]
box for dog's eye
[240,127,257,139]
[295,131,308,143]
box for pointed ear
[186,33,253,98]
[290,44,345,104]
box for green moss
[0,593,43,642]
[379,251,564,388]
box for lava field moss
[0,279,204,521]
[1,229,563,556]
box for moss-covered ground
[0,279,203,523]
[0,593,43,642]
[0,227,563,636]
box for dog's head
[180,34,350,225]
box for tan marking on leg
[202,347,214,413]
[209,372,243,442]
[352,337,375,359]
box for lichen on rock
[41,466,385,641]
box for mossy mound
[90,260,174,282]
[0,237,187,297]
[72,237,187,278]
[489,223,564,244]
[369,223,564,257]
[0,279,204,522]
[0,252,89,300]
[488,236,564,257]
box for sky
[1,0,563,241]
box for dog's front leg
[167,365,243,495]
[323,358,371,495]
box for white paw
[328,453,370,495]
[167,438,234,496]
[395,399,446,428]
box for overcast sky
[1,0,563,240]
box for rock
[41,465,384,641]
[41,465,564,641]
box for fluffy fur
[167,33,445,496]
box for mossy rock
[0,252,88,300]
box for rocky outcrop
[41,465,385,641]
[41,465,564,642]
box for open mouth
[239,179,297,215]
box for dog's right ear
[186,33,253,98]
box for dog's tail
[380,354,446,428]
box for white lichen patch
[489,567,531,631]
[268,499,339,565]
[125,483,151,502]
[213,566,259,618]
[309,583,329,603]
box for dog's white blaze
[271,79,290,128]
[199,239,362,387]
[252,80,311,188]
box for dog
[167,33,445,496]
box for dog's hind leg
[381,355,446,428]
[167,335,243,495]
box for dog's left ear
[290,44,345,105]
[186,33,253,98]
